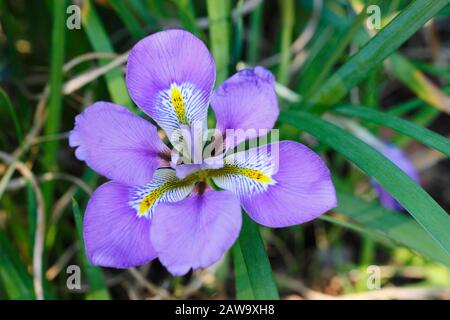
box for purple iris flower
[69,30,337,276]
[373,143,420,211]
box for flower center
[137,165,272,216]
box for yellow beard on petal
[213,165,272,183]
[171,86,188,125]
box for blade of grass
[307,0,450,111]
[277,0,294,85]
[388,53,450,115]
[0,231,34,299]
[127,0,158,28]
[279,111,450,254]
[206,0,231,84]
[231,242,254,299]
[110,0,146,41]
[81,0,134,110]
[72,199,110,300]
[395,105,441,147]
[42,0,67,211]
[233,213,279,300]
[246,0,263,64]
[173,0,202,36]
[0,87,23,143]
[231,0,244,67]
[332,191,450,268]
[300,0,379,98]
[334,104,450,156]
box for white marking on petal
[213,147,277,196]
[129,169,194,218]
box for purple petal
[126,30,215,139]
[240,141,337,227]
[210,67,279,147]
[151,189,242,276]
[69,102,170,186]
[373,143,420,210]
[84,181,157,268]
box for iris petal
[210,67,279,148]
[126,30,215,141]
[84,181,157,268]
[151,189,242,276]
[69,102,170,186]
[214,141,337,227]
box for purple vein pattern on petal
[373,143,420,211]
[69,102,169,186]
[151,189,242,276]
[240,141,337,228]
[126,29,216,138]
[84,181,157,268]
[210,67,279,147]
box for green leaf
[279,111,450,255]
[300,0,380,98]
[72,199,111,300]
[330,191,450,268]
[307,0,450,111]
[0,231,34,299]
[0,87,23,143]
[173,0,202,37]
[42,0,67,209]
[127,0,158,28]
[334,104,450,157]
[246,1,263,64]
[81,0,134,110]
[110,0,146,41]
[231,242,254,299]
[277,0,294,85]
[206,0,231,84]
[232,213,279,300]
[388,53,450,115]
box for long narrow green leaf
[277,0,294,85]
[332,191,450,268]
[110,0,146,41]
[307,0,450,111]
[173,0,201,36]
[42,0,67,210]
[0,87,23,143]
[233,213,279,300]
[206,0,230,84]
[334,104,450,157]
[72,199,110,300]
[389,53,450,115]
[231,242,254,299]
[300,1,379,98]
[246,0,263,64]
[0,231,34,299]
[127,0,158,28]
[81,0,134,110]
[279,111,450,254]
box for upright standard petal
[213,141,337,227]
[373,143,420,210]
[126,30,215,140]
[84,182,157,268]
[69,102,170,186]
[150,189,242,276]
[210,67,279,147]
